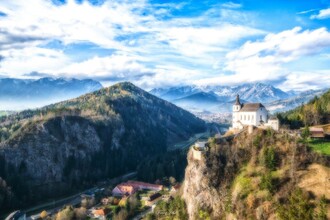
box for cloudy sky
[0,0,330,91]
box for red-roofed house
[112,181,163,196]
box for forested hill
[278,89,330,128]
[0,82,206,212]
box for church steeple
[233,94,241,112]
[235,94,241,105]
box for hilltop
[0,82,206,211]
[181,129,329,219]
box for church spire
[235,94,241,105]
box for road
[25,172,137,220]
[168,131,210,151]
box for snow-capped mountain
[0,77,103,110]
[150,83,327,113]
[265,89,328,112]
[150,83,290,103]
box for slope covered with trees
[0,82,206,212]
[278,89,330,128]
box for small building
[192,141,208,160]
[309,127,325,138]
[112,181,163,197]
[194,141,207,150]
[92,209,110,220]
[112,184,138,197]
[170,183,181,194]
[145,193,162,206]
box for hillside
[181,129,329,219]
[0,82,206,211]
[0,77,102,110]
[278,89,330,128]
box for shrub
[277,188,313,220]
[260,173,273,193]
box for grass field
[308,139,330,155]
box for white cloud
[216,27,330,85]
[0,0,266,88]
[280,71,330,91]
[0,46,70,77]
[221,2,242,9]
[194,27,330,90]
[58,54,150,79]
[310,8,330,19]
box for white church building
[231,95,279,131]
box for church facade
[232,95,279,131]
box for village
[7,178,181,220]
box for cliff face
[1,116,102,185]
[183,129,329,220]
[183,136,248,219]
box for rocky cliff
[182,129,329,219]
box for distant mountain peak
[0,77,103,111]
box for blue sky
[0,0,330,91]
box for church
[231,95,279,131]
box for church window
[248,115,250,120]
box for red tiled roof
[126,181,163,190]
[93,209,109,216]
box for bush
[262,146,276,171]
[277,188,313,220]
[260,173,273,193]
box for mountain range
[0,77,102,110]
[150,83,327,113]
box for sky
[0,0,330,91]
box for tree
[114,209,128,220]
[301,126,310,141]
[169,176,177,186]
[315,196,327,220]
[74,207,87,220]
[277,188,313,220]
[260,172,273,192]
[40,210,48,219]
[56,206,75,220]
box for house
[112,181,163,196]
[194,141,207,150]
[170,183,181,193]
[127,181,163,191]
[112,184,138,196]
[145,193,162,206]
[231,95,279,131]
[309,127,325,138]
[92,209,110,220]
